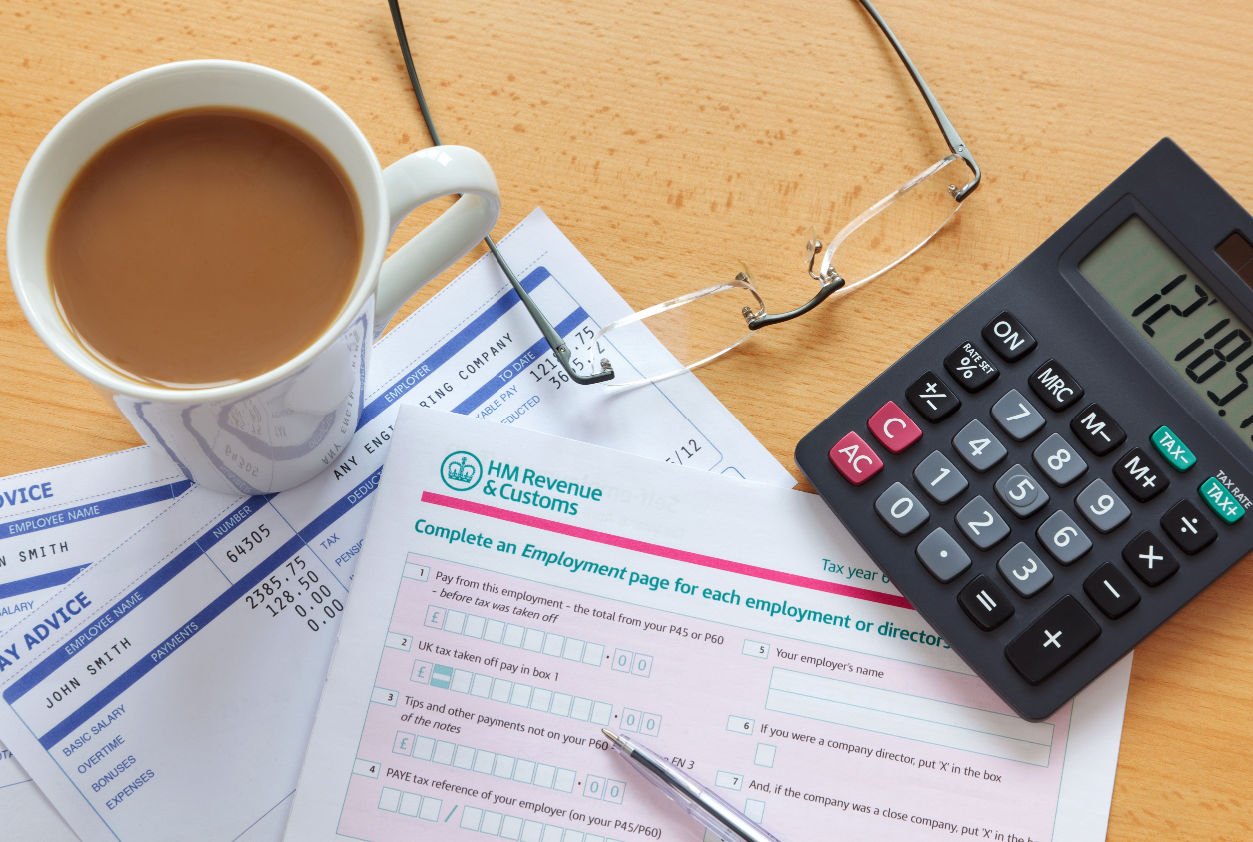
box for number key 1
[913,450,968,503]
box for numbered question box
[742,640,769,659]
[352,758,380,778]
[385,632,413,652]
[403,554,431,580]
[371,686,398,706]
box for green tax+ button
[1199,476,1246,523]
[1152,425,1196,472]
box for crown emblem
[445,456,477,484]
[440,450,484,491]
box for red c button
[868,401,922,453]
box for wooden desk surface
[0,1,1249,838]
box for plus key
[1005,596,1101,684]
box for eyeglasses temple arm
[858,0,981,202]
[387,0,614,385]
[485,237,616,384]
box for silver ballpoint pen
[602,728,784,842]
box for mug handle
[376,145,501,333]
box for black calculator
[796,139,1253,720]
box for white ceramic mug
[7,60,501,495]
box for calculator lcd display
[1080,216,1253,450]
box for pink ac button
[868,400,922,453]
[829,431,884,485]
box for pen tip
[601,728,622,744]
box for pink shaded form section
[421,490,913,610]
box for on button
[981,311,1037,361]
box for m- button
[1029,359,1084,411]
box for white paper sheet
[287,407,1131,842]
[0,209,792,841]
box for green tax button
[1152,426,1196,472]
[1200,476,1246,524]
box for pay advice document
[286,407,1132,842]
[0,208,792,842]
[0,449,192,841]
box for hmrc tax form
[0,209,793,842]
[288,408,1132,842]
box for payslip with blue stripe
[0,209,793,842]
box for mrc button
[1029,359,1084,411]
[981,311,1037,361]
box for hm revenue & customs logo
[440,451,483,491]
